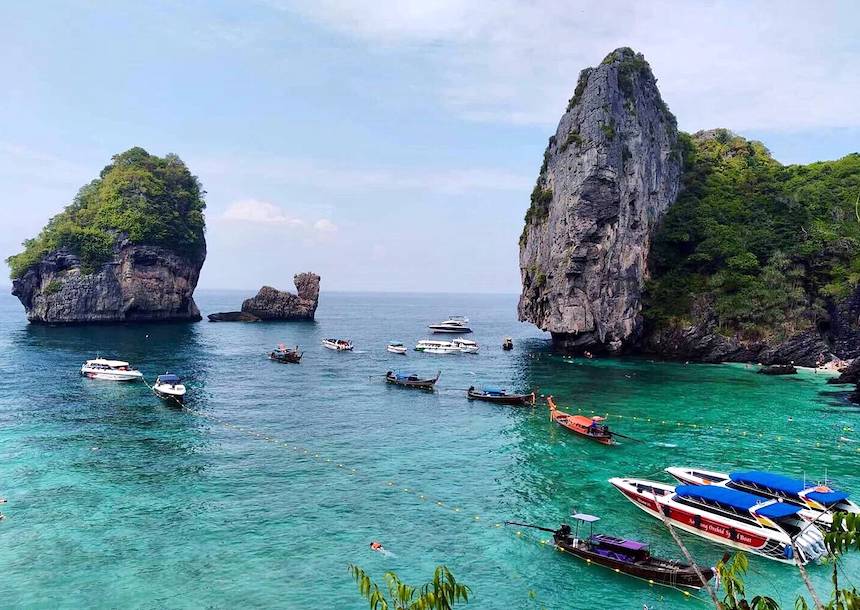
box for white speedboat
[80,358,143,381]
[609,477,827,564]
[428,316,472,333]
[387,342,407,355]
[414,339,461,354]
[453,338,479,354]
[152,373,186,402]
[665,467,859,530]
[322,338,353,351]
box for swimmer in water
[370,541,395,557]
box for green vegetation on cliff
[646,130,860,340]
[7,147,206,277]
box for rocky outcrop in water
[12,240,203,323]
[208,273,320,322]
[8,148,207,324]
[518,48,682,353]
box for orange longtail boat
[547,396,614,445]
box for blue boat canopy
[675,484,800,519]
[482,386,505,395]
[393,371,416,380]
[730,471,850,505]
[157,374,181,384]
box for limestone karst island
[2,4,859,609]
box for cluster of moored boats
[80,358,186,401]
[507,395,860,592]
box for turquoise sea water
[0,290,858,609]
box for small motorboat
[414,339,461,354]
[152,373,186,402]
[428,316,472,334]
[453,338,479,354]
[80,358,143,382]
[322,338,353,351]
[665,467,860,530]
[467,386,534,405]
[547,396,613,445]
[506,514,715,591]
[609,477,828,564]
[385,370,440,390]
[502,337,513,351]
[387,342,407,355]
[270,344,302,363]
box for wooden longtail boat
[385,370,440,389]
[467,386,535,405]
[270,345,302,363]
[547,396,613,445]
[506,514,715,591]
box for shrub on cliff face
[7,147,206,278]
[646,131,860,339]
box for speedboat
[609,477,828,564]
[453,338,479,354]
[414,339,461,354]
[666,467,859,530]
[387,342,407,355]
[322,338,353,351]
[428,316,472,333]
[80,358,143,381]
[506,514,715,591]
[152,373,186,402]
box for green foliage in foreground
[647,131,860,340]
[348,564,470,610]
[716,512,860,610]
[7,147,206,278]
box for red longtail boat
[547,396,613,445]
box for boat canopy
[483,386,505,395]
[571,513,600,523]
[157,374,181,384]
[730,471,850,505]
[393,371,416,380]
[89,358,129,367]
[591,533,648,551]
[675,485,801,519]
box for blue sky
[2,1,858,293]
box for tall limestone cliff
[518,48,682,352]
[7,147,206,323]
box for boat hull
[555,538,713,590]
[428,326,472,333]
[322,340,353,351]
[153,386,186,402]
[467,390,534,405]
[81,369,143,382]
[387,346,407,354]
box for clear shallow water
[0,290,858,609]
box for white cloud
[221,199,306,226]
[280,0,860,132]
[313,218,338,233]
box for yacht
[80,358,143,382]
[428,316,472,333]
[152,373,186,402]
[414,340,461,354]
[452,338,479,354]
[322,339,353,351]
[609,477,827,564]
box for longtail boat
[467,386,534,405]
[270,344,302,364]
[385,370,440,390]
[547,396,613,445]
[506,514,715,590]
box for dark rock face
[209,273,321,321]
[830,358,860,385]
[518,48,682,353]
[11,241,203,323]
[207,311,260,322]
